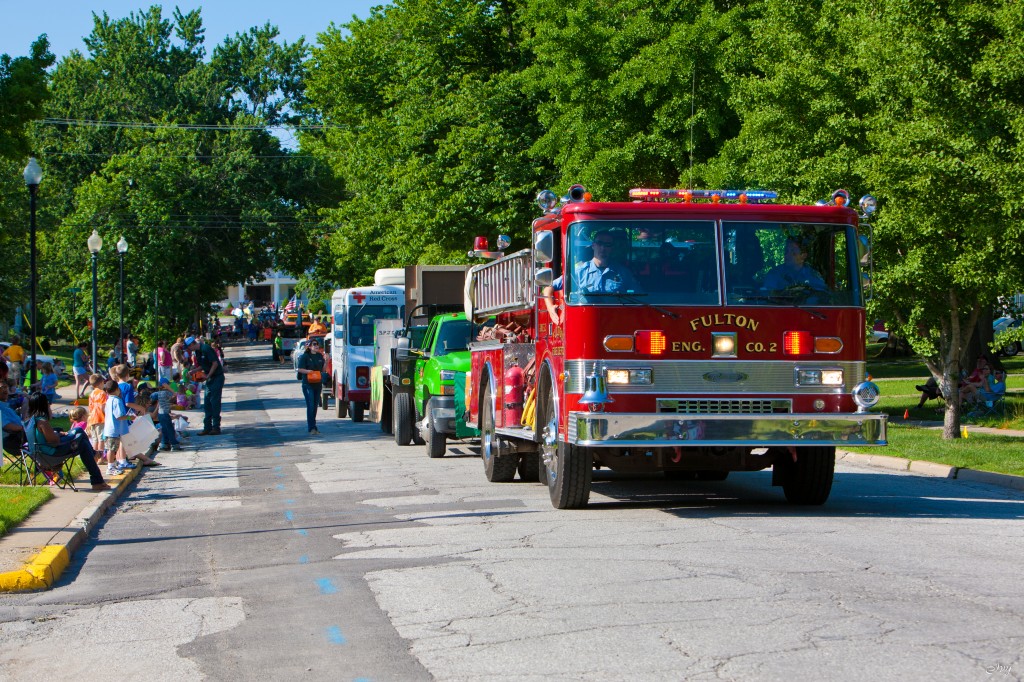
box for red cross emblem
[352,291,366,304]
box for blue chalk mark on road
[274,465,282,472]
[285,510,295,521]
[296,529,308,536]
[285,499,296,505]
[317,578,338,595]
[299,555,309,564]
[325,626,346,645]
[276,483,285,490]
[274,451,282,457]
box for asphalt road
[1,344,1022,681]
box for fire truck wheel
[350,401,365,422]
[779,446,835,505]
[480,385,517,482]
[336,391,347,418]
[539,394,591,508]
[321,393,330,410]
[426,400,447,458]
[517,453,540,482]
[393,392,414,445]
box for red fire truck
[465,186,887,509]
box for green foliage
[0,36,54,160]
[304,0,549,285]
[28,7,324,346]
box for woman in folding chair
[26,392,111,491]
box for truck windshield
[348,305,400,346]
[565,220,719,305]
[433,319,472,357]
[563,219,861,307]
[723,222,859,307]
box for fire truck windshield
[723,222,859,307]
[563,220,860,307]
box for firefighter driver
[542,229,642,324]
[762,237,828,295]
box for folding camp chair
[24,417,79,491]
[965,392,1007,421]
[0,407,32,486]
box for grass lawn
[844,424,1024,477]
[0,487,53,537]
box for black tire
[335,386,347,418]
[517,452,540,482]
[481,384,517,482]
[538,390,590,508]
[425,400,447,458]
[778,446,835,505]
[394,392,414,446]
[321,392,329,410]
[350,401,364,423]
[1002,342,1019,357]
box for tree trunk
[940,371,962,439]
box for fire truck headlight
[607,368,652,385]
[796,369,844,387]
[852,381,881,412]
[796,369,821,386]
[440,370,456,382]
[712,333,737,357]
[821,370,844,386]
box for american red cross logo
[352,292,366,304]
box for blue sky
[1,1,384,60]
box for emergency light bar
[629,188,778,203]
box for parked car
[994,316,1022,356]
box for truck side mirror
[535,267,553,287]
[534,231,554,263]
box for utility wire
[39,118,343,131]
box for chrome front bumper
[567,412,887,447]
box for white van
[329,269,405,421]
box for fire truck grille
[657,399,791,415]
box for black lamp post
[23,157,42,387]
[88,230,103,371]
[117,236,128,362]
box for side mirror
[534,230,554,263]
[535,267,553,287]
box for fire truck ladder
[471,249,534,318]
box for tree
[0,37,54,324]
[701,0,1024,438]
[304,0,549,286]
[31,6,320,346]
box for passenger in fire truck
[761,238,828,298]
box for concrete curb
[0,463,143,593]
[838,450,1022,488]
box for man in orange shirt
[3,338,26,387]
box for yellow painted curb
[0,545,69,592]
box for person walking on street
[296,338,325,434]
[273,331,284,364]
[187,336,225,435]
[72,341,92,400]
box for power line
[38,118,342,131]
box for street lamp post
[23,158,42,388]
[117,236,128,362]
[88,230,103,372]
